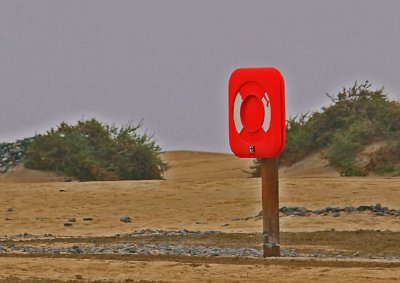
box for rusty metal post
[261,157,280,257]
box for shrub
[326,126,367,176]
[369,141,400,176]
[250,81,400,177]
[24,119,168,181]
[279,113,314,166]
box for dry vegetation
[252,81,400,177]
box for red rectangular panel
[229,67,286,158]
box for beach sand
[0,151,399,282]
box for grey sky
[1,0,399,152]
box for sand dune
[280,151,339,177]
[0,150,337,184]
[0,164,63,183]
[162,150,255,180]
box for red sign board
[229,67,286,158]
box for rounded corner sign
[229,67,286,158]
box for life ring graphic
[233,91,271,134]
[232,81,271,143]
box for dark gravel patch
[0,229,399,261]
[233,204,400,220]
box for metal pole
[261,157,280,257]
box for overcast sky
[1,0,399,152]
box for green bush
[250,81,400,177]
[24,119,169,181]
[280,113,314,166]
[326,125,367,176]
[369,141,400,176]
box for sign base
[263,243,280,257]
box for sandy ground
[1,256,400,283]
[0,150,399,282]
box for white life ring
[233,91,271,134]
